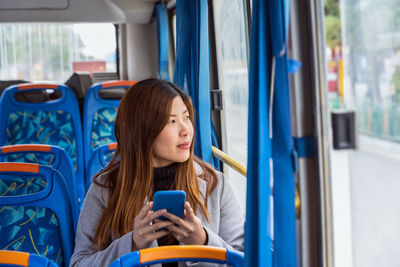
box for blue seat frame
[0,163,75,267]
[0,250,58,267]
[85,142,116,193]
[83,81,136,168]
[110,245,244,267]
[0,83,84,200]
[0,144,81,226]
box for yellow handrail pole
[211,146,247,177]
[339,59,344,98]
[211,146,300,216]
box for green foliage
[324,0,340,17]
[324,0,341,48]
[325,15,342,48]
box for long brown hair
[92,79,218,249]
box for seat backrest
[85,142,116,193]
[83,81,136,167]
[0,83,84,196]
[92,72,119,84]
[0,250,58,267]
[0,144,81,225]
[109,245,244,267]
[0,163,75,267]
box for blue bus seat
[0,162,75,267]
[0,83,85,203]
[85,142,116,192]
[110,245,244,267]
[83,81,136,167]
[0,144,80,226]
[0,250,58,267]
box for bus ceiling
[0,0,161,24]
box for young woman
[70,79,244,266]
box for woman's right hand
[132,201,173,250]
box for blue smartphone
[153,190,186,220]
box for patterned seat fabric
[102,150,115,164]
[85,143,117,192]
[1,153,55,166]
[6,111,77,172]
[0,176,45,196]
[0,177,63,266]
[90,107,117,153]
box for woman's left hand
[163,202,207,245]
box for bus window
[213,0,249,211]
[0,23,117,82]
[327,0,400,266]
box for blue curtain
[156,4,169,81]
[246,0,296,266]
[245,0,273,265]
[269,0,296,266]
[174,0,213,165]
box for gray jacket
[70,164,245,267]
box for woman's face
[152,96,194,167]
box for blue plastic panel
[29,253,59,267]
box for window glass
[339,1,400,142]
[213,0,249,211]
[0,23,116,82]
[327,1,400,266]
